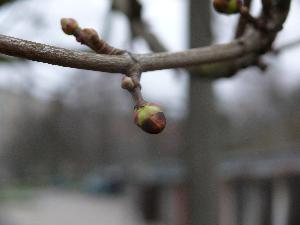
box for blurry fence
[219,151,300,225]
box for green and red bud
[134,103,166,134]
[213,0,242,14]
[61,18,79,35]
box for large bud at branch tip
[213,0,242,14]
[134,103,166,134]
[61,18,79,35]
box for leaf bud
[61,18,79,35]
[134,103,166,134]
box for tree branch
[0,33,269,75]
[0,0,291,78]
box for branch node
[127,63,142,89]
[239,6,265,31]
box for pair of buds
[61,18,167,134]
[121,76,166,134]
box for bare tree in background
[185,1,219,225]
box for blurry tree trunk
[185,1,219,225]
[287,178,300,225]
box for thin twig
[113,0,168,53]
[235,0,252,38]
[130,20,168,52]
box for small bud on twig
[60,18,79,35]
[121,76,135,91]
[60,19,124,55]
[134,103,166,134]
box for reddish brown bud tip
[121,76,135,91]
[213,0,242,14]
[61,18,79,35]
[134,103,166,134]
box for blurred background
[0,0,300,225]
